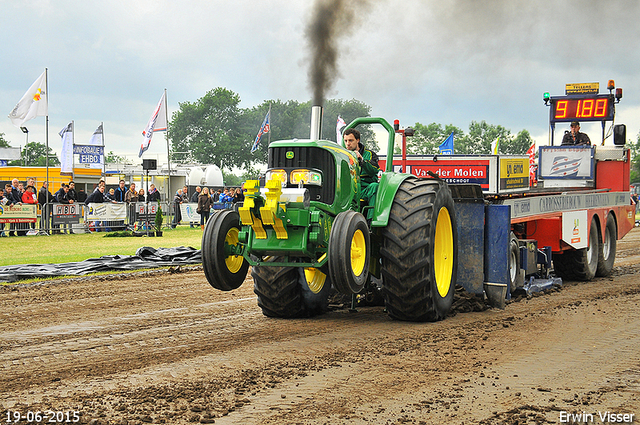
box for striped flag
[139,92,167,157]
[251,110,270,153]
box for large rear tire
[252,257,331,318]
[202,210,249,291]
[554,216,600,281]
[328,210,370,294]
[596,213,617,277]
[381,177,457,322]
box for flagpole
[268,103,271,146]
[164,88,170,208]
[45,68,50,234]
[101,122,105,176]
[72,120,75,178]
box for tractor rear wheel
[328,210,370,294]
[381,177,457,322]
[553,216,600,281]
[202,210,249,291]
[252,257,331,318]
[596,213,617,277]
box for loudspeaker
[142,159,157,170]
[613,124,626,146]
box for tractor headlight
[290,169,322,186]
[265,169,288,186]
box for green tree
[629,133,640,184]
[504,129,534,155]
[105,150,130,164]
[242,98,375,160]
[169,87,247,171]
[404,122,464,155]
[456,121,512,155]
[0,132,11,148]
[10,141,60,166]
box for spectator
[147,184,161,202]
[0,188,7,237]
[198,187,213,230]
[125,183,138,203]
[55,184,75,204]
[114,179,127,202]
[233,187,245,204]
[212,189,221,203]
[21,186,38,235]
[138,188,146,203]
[68,181,77,201]
[38,182,53,233]
[190,186,201,203]
[77,189,87,203]
[171,188,184,228]
[85,185,107,204]
[105,188,116,201]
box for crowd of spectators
[172,185,245,229]
[1,178,248,235]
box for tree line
[2,86,639,183]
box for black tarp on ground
[0,246,202,283]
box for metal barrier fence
[0,201,236,235]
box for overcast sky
[2,0,640,163]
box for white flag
[88,123,103,145]
[8,70,48,127]
[87,123,105,170]
[59,122,74,174]
[336,115,346,144]
[139,92,167,157]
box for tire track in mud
[1,229,639,424]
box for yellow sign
[0,204,37,223]
[565,82,599,95]
[499,158,529,190]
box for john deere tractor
[202,112,458,322]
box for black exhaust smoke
[306,0,368,107]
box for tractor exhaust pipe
[310,105,323,141]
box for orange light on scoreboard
[551,96,613,122]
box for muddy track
[2,228,640,424]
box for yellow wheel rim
[350,229,366,276]
[304,268,327,294]
[224,227,243,273]
[434,207,454,298]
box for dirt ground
[2,227,640,425]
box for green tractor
[202,111,458,322]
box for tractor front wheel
[328,210,371,295]
[381,177,457,322]
[252,258,331,318]
[202,210,249,291]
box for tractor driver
[561,121,591,146]
[344,128,380,219]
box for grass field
[0,226,203,267]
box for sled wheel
[554,215,600,281]
[328,210,370,295]
[509,232,524,292]
[202,210,249,291]
[381,177,457,322]
[596,213,617,277]
[252,257,331,318]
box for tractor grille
[268,146,335,204]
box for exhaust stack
[310,105,323,141]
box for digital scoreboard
[549,95,614,123]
